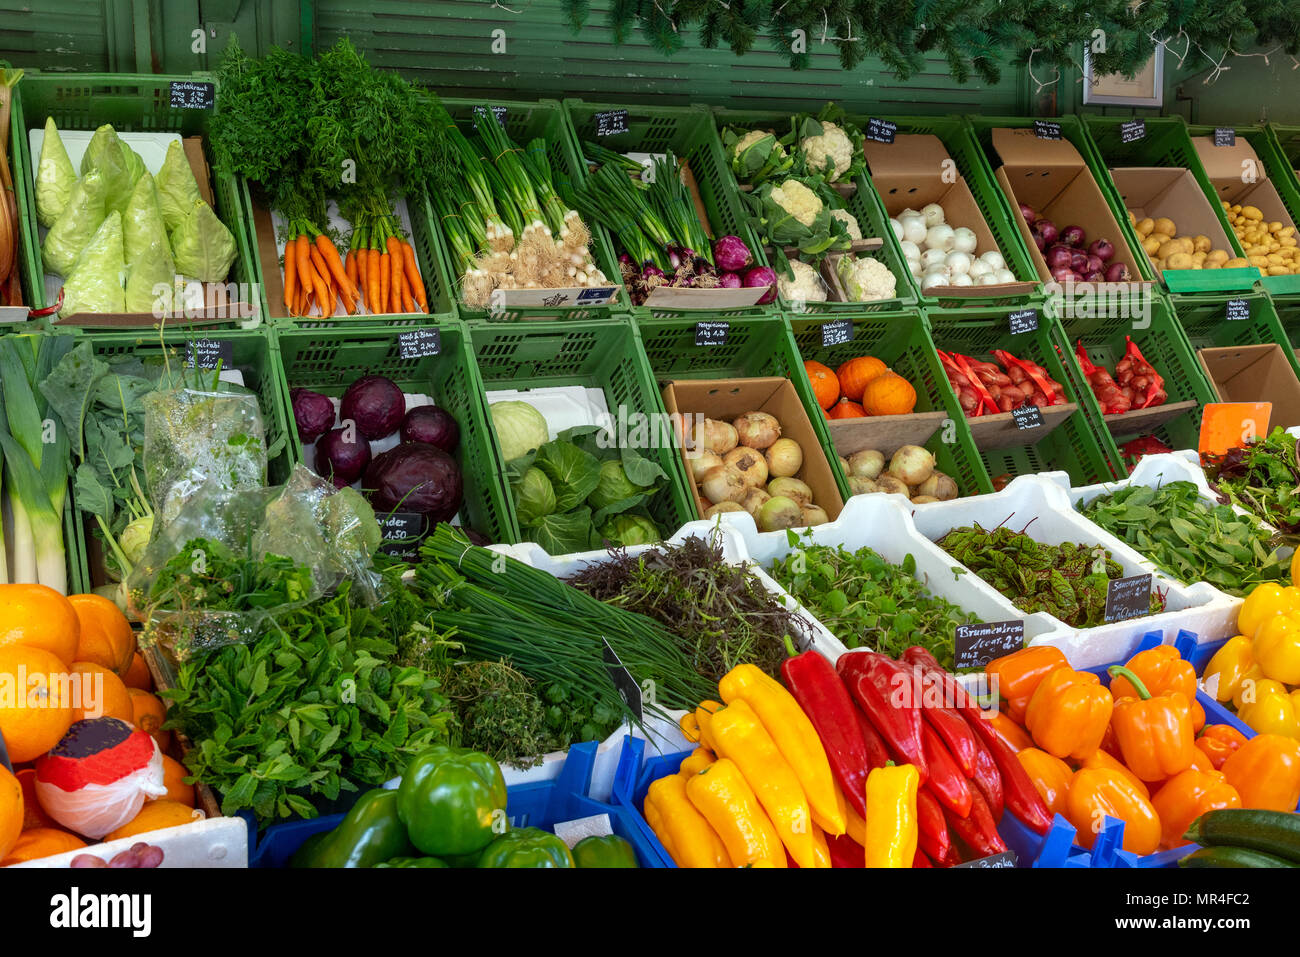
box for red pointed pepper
[912,848,933,868]
[945,787,1008,859]
[969,735,1005,822]
[838,651,928,781]
[922,721,974,818]
[922,702,979,778]
[855,707,892,771]
[825,832,865,868]
[916,787,951,864]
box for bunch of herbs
[1204,427,1300,540]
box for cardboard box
[864,134,1037,298]
[661,377,844,522]
[1191,136,1296,230]
[1110,167,1239,271]
[1196,343,1300,430]
[989,128,1148,288]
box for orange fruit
[0,583,80,667]
[0,766,22,861]
[0,826,86,865]
[68,593,135,676]
[107,799,199,841]
[151,755,195,808]
[122,651,153,691]
[0,645,75,763]
[69,662,134,724]
[14,769,55,830]
[128,688,171,752]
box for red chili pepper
[969,735,1005,822]
[781,643,874,819]
[916,787,951,864]
[922,700,979,777]
[825,832,865,868]
[945,787,1008,859]
[922,722,974,818]
[913,847,933,868]
[838,652,928,782]
[855,706,892,772]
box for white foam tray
[485,385,610,441]
[5,815,247,869]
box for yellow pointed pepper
[1253,614,1300,684]
[718,664,845,835]
[1239,689,1300,738]
[840,786,868,847]
[646,772,732,868]
[678,746,716,777]
[695,700,724,754]
[685,758,787,867]
[1203,636,1256,703]
[808,823,833,868]
[864,763,919,868]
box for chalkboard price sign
[1034,120,1062,140]
[398,328,442,359]
[1012,405,1044,431]
[953,620,1026,671]
[186,339,234,370]
[170,80,215,110]
[594,110,630,136]
[1105,573,1153,623]
[821,319,853,348]
[865,118,898,144]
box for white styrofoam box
[6,816,247,869]
[907,476,1237,668]
[682,495,1054,659]
[485,385,610,440]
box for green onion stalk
[443,119,512,251]
[472,108,547,232]
[647,152,714,266]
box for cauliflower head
[778,259,828,303]
[830,209,862,240]
[802,121,855,182]
[837,255,897,302]
[734,129,773,154]
[771,179,823,227]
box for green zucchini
[1185,808,1300,864]
[1180,845,1300,868]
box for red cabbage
[341,375,405,440]
[365,443,464,523]
[316,428,372,488]
[401,406,460,452]
[291,388,336,444]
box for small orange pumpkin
[836,356,888,401]
[804,360,840,410]
[861,372,917,416]
[826,398,866,419]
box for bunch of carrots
[282,213,427,317]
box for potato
[1242,205,1264,221]
[1192,235,1212,253]
[1148,232,1173,248]
[1157,239,1184,259]
[1192,250,1208,262]
[1203,259,1221,269]
[1167,252,1194,269]
[1225,257,1251,268]
[1153,217,1177,237]
[1142,237,1162,256]
[1136,217,1155,237]
[1205,248,1229,264]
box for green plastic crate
[468,317,697,547]
[9,71,261,328]
[72,328,291,589]
[1268,124,1300,187]
[1272,299,1300,353]
[633,312,847,499]
[435,97,626,323]
[924,304,1124,488]
[1177,293,1300,379]
[1186,122,1300,301]
[786,309,992,498]
[849,113,1040,308]
[708,106,916,316]
[1057,296,1216,459]
[563,100,775,319]
[273,320,514,546]
[1082,115,1260,296]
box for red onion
[1050,266,1077,283]
[1086,254,1104,274]
[1060,225,1086,247]
[744,266,778,304]
[1105,261,1130,282]
[1020,203,1036,222]
[1089,238,1115,262]
[1033,219,1059,245]
[1082,270,1105,282]
[717,272,743,288]
[1071,251,1089,272]
[712,236,753,272]
[1045,246,1074,270]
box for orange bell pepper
[1024,667,1114,761]
[1079,748,1150,799]
[1108,665,1197,782]
[1150,768,1241,849]
[1016,747,1073,816]
[1065,767,1162,856]
[987,646,1069,723]
[1108,645,1205,731]
[1221,733,1300,811]
[985,710,1033,752]
[1194,724,1249,770]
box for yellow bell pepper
[1253,614,1300,684]
[1203,636,1255,703]
[685,758,787,867]
[1238,582,1289,638]
[1234,677,1286,712]
[678,746,715,777]
[1239,689,1300,739]
[694,700,724,754]
[719,664,845,835]
[864,764,919,868]
[708,700,822,868]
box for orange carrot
[384,237,402,313]
[316,233,360,305]
[309,247,334,315]
[283,239,298,316]
[400,242,427,312]
[379,251,391,314]
[295,235,314,303]
[358,247,369,312]
[345,249,358,288]
[368,247,381,315]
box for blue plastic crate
[247,742,664,868]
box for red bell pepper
[922,722,974,818]
[838,652,928,781]
[945,787,1009,860]
[825,832,865,868]
[916,787,952,864]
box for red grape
[70,854,108,868]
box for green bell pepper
[290,789,412,868]
[477,827,575,868]
[572,834,639,868]
[396,745,508,858]
[375,856,447,868]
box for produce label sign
[378,511,426,560]
[185,338,234,370]
[1033,120,1062,140]
[953,620,1025,671]
[1226,298,1250,321]
[474,105,507,127]
[170,80,215,110]
[601,638,643,722]
[1008,308,1038,335]
[694,320,730,346]
[1120,119,1146,144]
[594,109,630,136]
[1214,127,1236,147]
[955,850,1018,868]
[865,118,897,144]
[398,328,441,359]
[821,319,853,347]
[1011,405,1044,431]
[1105,573,1153,623]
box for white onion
[901,216,928,246]
[977,273,1003,285]
[950,273,974,286]
[980,250,1006,271]
[967,258,993,278]
[921,203,946,227]
[920,248,948,271]
[908,259,923,278]
[890,218,904,241]
[900,207,920,218]
[925,223,955,252]
[952,227,978,254]
[921,271,949,291]
[994,267,1017,283]
[899,240,922,261]
[944,251,973,276]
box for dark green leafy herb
[936,522,1166,627]
[1079,480,1288,597]
[767,530,978,669]
[1204,427,1300,540]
